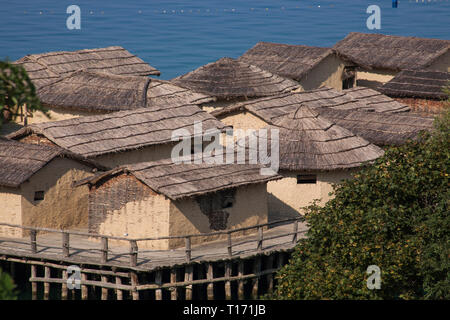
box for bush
[0,268,17,300]
[270,109,449,300]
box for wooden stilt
[238,260,244,300]
[115,277,123,300]
[184,265,193,300]
[170,269,177,300]
[61,270,68,300]
[130,272,139,300]
[101,275,108,300]
[31,265,37,300]
[81,273,88,300]
[266,255,274,293]
[206,263,214,300]
[44,266,50,300]
[252,256,261,299]
[155,270,162,300]
[225,262,232,300]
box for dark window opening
[34,191,45,201]
[342,76,355,90]
[297,175,317,184]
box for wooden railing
[0,217,305,267]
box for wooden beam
[81,273,88,300]
[101,275,108,300]
[184,265,193,300]
[129,240,138,267]
[101,237,108,263]
[130,272,139,300]
[62,232,70,257]
[252,256,261,299]
[238,260,244,300]
[31,264,37,300]
[206,263,214,300]
[170,268,177,300]
[225,261,232,300]
[185,237,191,263]
[30,230,37,254]
[266,255,274,293]
[44,266,50,300]
[155,270,162,300]
[61,270,68,300]
[115,276,123,300]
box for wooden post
[61,270,68,300]
[101,237,108,263]
[185,237,191,263]
[225,262,232,300]
[155,270,162,300]
[252,256,261,299]
[206,263,214,300]
[266,255,274,293]
[129,240,138,267]
[115,277,123,300]
[238,260,245,300]
[31,265,37,300]
[44,266,50,300]
[184,265,193,300]
[81,273,88,300]
[30,229,37,254]
[130,272,139,300]
[227,233,232,257]
[62,232,70,257]
[292,220,298,244]
[170,268,177,300]
[101,275,108,300]
[257,226,263,252]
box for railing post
[30,229,37,254]
[62,232,70,257]
[101,237,108,263]
[292,220,298,244]
[257,226,263,252]
[227,232,232,257]
[130,240,138,267]
[185,236,191,263]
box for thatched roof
[7,104,227,158]
[379,69,450,99]
[79,158,281,200]
[343,87,410,113]
[36,70,215,113]
[0,137,101,188]
[211,87,406,124]
[316,108,435,146]
[238,42,334,81]
[238,106,384,171]
[14,46,160,89]
[333,32,450,71]
[171,57,299,100]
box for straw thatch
[238,42,334,81]
[36,70,215,113]
[7,104,227,158]
[0,137,101,188]
[333,32,450,71]
[211,86,406,124]
[171,57,300,100]
[14,46,160,89]
[316,108,435,146]
[379,69,450,99]
[239,105,384,171]
[79,158,281,200]
[343,87,410,113]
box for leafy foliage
[270,108,449,300]
[0,268,17,300]
[0,60,49,128]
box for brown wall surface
[0,186,23,237]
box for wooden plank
[101,275,108,300]
[61,270,68,300]
[31,264,37,300]
[170,268,177,300]
[44,266,50,300]
[101,237,108,263]
[129,240,138,267]
[206,263,214,300]
[130,272,139,300]
[62,232,70,257]
[225,261,232,300]
[81,273,88,300]
[155,270,162,300]
[115,276,123,300]
[184,265,193,300]
[252,256,261,299]
[238,260,244,300]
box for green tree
[0,268,17,300]
[0,60,49,128]
[270,108,449,300]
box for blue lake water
[0,0,449,79]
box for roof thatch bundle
[14,46,160,89]
[0,137,101,188]
[171,57,300,100]
[379,69,450,99]
[36,70,215,113]
[7,104,227,158]
[333,32,450,71]
[211,87,406,124]
[79,158,281,200]
[239,105,384,171]
[316,108,435,146]
[238,42,334,81]
[343,87,410,113]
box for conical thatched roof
[36,70,215,113]
[78,158,281,200]
[343,87,410,113]
[316,108,435,146]
[238,42,334,81]
[14,46,160,89]
[379,69,450,99]
[239,105,384,171]
[333,32,450,71]
[7,104,227,158]
[171,57,299,100]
